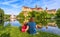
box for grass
[0,26,60,37]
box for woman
[25,17,38,34]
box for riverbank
[0,26,60,37]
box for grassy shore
[0,26,60,37]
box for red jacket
[21,25,27,32]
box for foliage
[18,11,55,25]
[56,8,60,18]
[0,22,10,37]
[18,12,25,19]
[17,12,25,23]
[4,14,10,19]
[18,19,24,24]
[28,11,37,17]
[0,8,4,20]
[47,14,55,18]
[27,11,48,25]
[56,20,60,28]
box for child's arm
[36,25,38,28]
[25,26,29,32]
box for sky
[0,0,60,15]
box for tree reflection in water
[56,20,60,28]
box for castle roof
[23,6,29,9]
[47,9,56,12]
[23,6,43,10]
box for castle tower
[46,7,48,12]
[46,7,48,10]
[35,5,38,8]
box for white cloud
[42,0,60,9]
[1,0,60,9]
[0,0,60,15]
[3,8,20,15]
[0,0,20,8]
[0,0,24,15]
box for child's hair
[23,22,28,25]
[29,17,34,22]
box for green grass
[0,26,60,37]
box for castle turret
[46,7,48,10]
[35,5,38,8]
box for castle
[22,5,56,17]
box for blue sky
[0,0,60,15]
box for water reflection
[4,20,21,27]
[56,20,60,28]
[0,20,4,25]
[38,26,60,35]
[37,19,60,35]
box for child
[21,22,28,32]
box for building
[10,15,16,21]
[22,5,56,17]
[22,5,43,12]
[46,9,56,14]
[10,15,16,19]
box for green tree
[28,11,37,17]
[17,12,25,24]
[56,8,60,18]
[4,14,10,19]
[27,11,48,25]
[18,12,25,19]
[0,8,4,20]
[56,20,60,28]
[38,11,47,25]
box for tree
[4,14,10,19]
[28,11,37,17]
[0,8,4,25]
[18,12,25,19]
[56,8,60,18]
[17,12,25,24]
[27,11,48,25]
[47,14,55,19]
[38,11,47,25]
[56,20,60,28]
[0,8,4,20]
